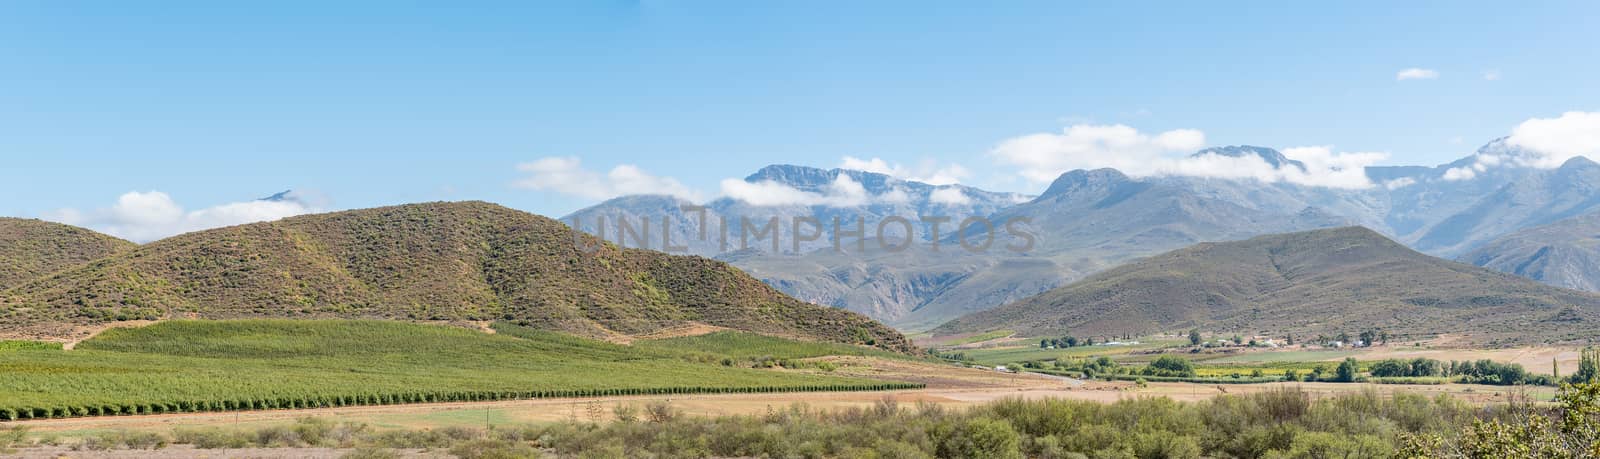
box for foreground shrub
[449,438,541,459]
[18,385,1600,458]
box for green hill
[0,202,911,352]
[0,218,133,290]
[934,226,1600,345]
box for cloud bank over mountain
[1507,111,1600,168]
[839,156,969,186]
[515,111,1598,212]
[989,124,1387,189]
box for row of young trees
[1040,336,1092,348]
[0,382,926,422]
[1040,332,1142,349]
[1183,329,1392,347]
[1368,357,1557,385]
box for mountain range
[0,202,912,351]
[566,139,1600,329]
[1462,211,1600,292]
[933,227,1600,345]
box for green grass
[637,331,908,361]
[0,340,61,351]
[957,339,1186,366]
[1192,363,1330,378]
[0,320,920,421]
[1199,350,1358,364]
[938,330,1014,346]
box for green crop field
[938,330,1015,346]
[637,331,910,361]
[1197,350,1358,364]
[956,339,1187,366]
[0,320,919,421]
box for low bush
[13,383,1600,458]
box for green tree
[1450,381,1600,457]
[1188,329,1201,346]
[1571,347,1600,384]
[1144,356,1197,377]
[1335,358,1359,382]
[1359,330,1378,347]
[1370,359,1408,377]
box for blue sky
[3,1,1598,240]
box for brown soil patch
[630,322,729,341]
[915,331,1017,349]
[60,320,158,350]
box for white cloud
[1423,111,1600,181]
[719,175,873,207]
[989,124,1384,189]
[1442,167,1477,181]
[513,156,701,201]
[1482,69,1501,81]
[44,191,319,243]
[1396,68,1440,81]
[823,175,870,206]
[990,124,1207,184]
[839,156,969,185]
[878,187,912,204]
[1384,177,1417,189]
[929,187,972,205]
[1506,111,1600,168]
[839,156,896,175]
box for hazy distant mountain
[1193,145,1306,169]
[1410,156,1600,256]
[565,140,1600,330]
[565,165,1028,256]
[935,227,1600,345]
[1462,210,1600,292]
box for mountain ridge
[568,141,1600,328]
[933,226,1600,345]
[1462,210,1600,292]
[0,218,135,290]
[0,201,913,351]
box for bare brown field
[1354,345,1578,374]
